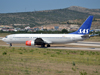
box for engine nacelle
[26,41,35,46]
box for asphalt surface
[51,41,100,50]
[49,47,100,50]
[67,41,100,47]
[0,37,3,40]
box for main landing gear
[47,44,50,47]
[41,44,50,47]
[35,38,51,48]
[41,43,45,47]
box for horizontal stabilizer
[89,34,99,37]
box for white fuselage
[2,34,86,44]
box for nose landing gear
[10,43,12,47]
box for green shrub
[47,52,49,54]
[72,67,76,71]
[80,51,84,55]
[19,52,23,54]
[51,54,56,57]
[43,53,46,55]
[56,52,60,55]
[93,69,98,73]
[79,70,87,75]
[30,49,34,52]
[73,61,75,66]
[3,52,7,55]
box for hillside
[0,6,100,27]
[68,6,100,15]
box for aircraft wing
[34,38,52,45]
[42,38,52,44]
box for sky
[0,0,100,13]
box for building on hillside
[70,24,79,29]
[25,26,30,30]
[33,27,40,31]
[1,28,9,32]
[54,26,59,30]
[69,24,79,31]
[59,25,69,31]
[94,29,100,32]
[1,28,16,32]
[0,25,13,29]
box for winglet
[70,16,93,35]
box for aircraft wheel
[41,44,45,47]
[47,44,50,47]
[10,43,12,46]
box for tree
[61,29,68,33]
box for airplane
[2,16,93,47]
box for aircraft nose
[2,38,4,41]
[2,38,5,41]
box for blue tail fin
[70,16,93,35]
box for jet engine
[26,41,35,46]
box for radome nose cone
[2,38,4,41]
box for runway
[56,41,100,50]
[49,47,100,50]
[48,41,100,50]
[67,41,100,47]
[0,37,100,51]
[0,37,3,40]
